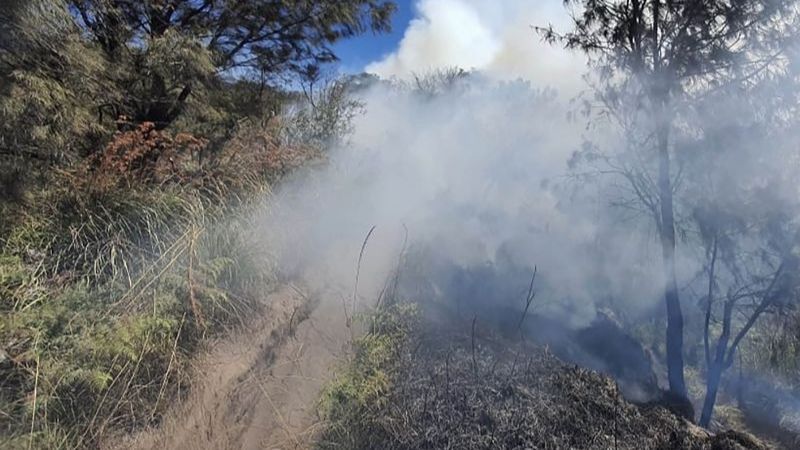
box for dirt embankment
[112,285,351,450]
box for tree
[68,0,397,127]
[696,223,799,426]
[0,0,113,162]
[686,82,800,426]
[546,0,800,402]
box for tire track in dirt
[113,284,351,450]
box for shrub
[318,303,418,449]
[91,121,208,189]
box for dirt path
[114,285,351,450]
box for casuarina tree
[68,0,397,127]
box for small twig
[28,335,40,450]
[151,313,186,421]
[351,225,376,326]
[387,224,409,305]
[83,359,130,442]
[445,351,451,397]
[516,266,538,337]
[509,344,522,380]
[187,225,206,330]
[489,357,501,378]
[288,305,299,338]
[471,315,479,379]
[614,381,619,450]
[95,331,151,440]
[339,293,353,342]
[375,279,390,314]
[253,377,301,448]
[288,282,310,302]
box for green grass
[317,303,418,450]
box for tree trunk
[700,362,723,427]
[138,73,190,129]
[700,300,733,427]
[650,0,686,398]
[657,114,687,398]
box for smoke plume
[263,75,672,328]
[366,0,586,93]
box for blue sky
[331,0,416,74]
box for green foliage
[289,78,365,149]
[0,0,113,162]
[1,0,391,174]
[50,0,397,133]
[318,303,418,449]
[69,0,397,78]
[114,29,217,128]
[0,1,378,447]
[0,255,45,311]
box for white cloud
[366,0,587,94]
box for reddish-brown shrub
[90,121,208,189]
[69,116,321,200]
[214,117,322,183]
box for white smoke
[264,77,667,327]
[366,0,586,93]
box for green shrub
[318,303,418,450]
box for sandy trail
[114,285,351,450]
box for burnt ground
[318,319,768,450]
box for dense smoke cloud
[264,77,670,328]
[366,0,586,92]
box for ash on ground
[322,322,767,450]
